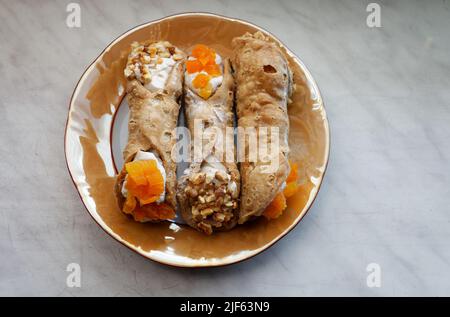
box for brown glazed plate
[65,13,330,267]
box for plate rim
[64,12,330,268]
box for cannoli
[232,32,299,224]
[177,45,240,235]
[114,41,186,222]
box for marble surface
[1,0,450,296]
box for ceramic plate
[65,13,329,267]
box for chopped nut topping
[213,213,225,222]
[205,173,214,184]
[191,172,206,185]
[124,41,183,85]
[215,170,227,181]
[185,186,198,197]
[198,222,213,235]
[173,54,183,61]
[124,68,133,78]
[185,169,238,234]
[205,194,215,203]
[161,51,171,58]
[201,208,214,217]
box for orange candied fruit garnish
[263,161,300,220]
[187,44,221,78]
[125,160,164,205]
[133,203,176,222]
[192,73,211,89]
[199,84,213,99]
[123,193,137,214]
[283,182,299,198]
[204,63,221,76]
[286,161,298,183]
[263,192,287,220]
[191,44,210,57]
[192,44,216,65]
[186,59,203,73]
[284,161,300,198]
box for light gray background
[1,0,449,296]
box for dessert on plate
[114,41,186,222]
[114,32,300,232]
[231,32,299,224]
[177,44,240,235]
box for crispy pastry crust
[177,60,240,234]
[114,41,185,222]
[232,32,293,224]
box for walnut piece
[185,169,238,234]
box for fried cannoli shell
[232,32,293,224]
[177,60,240,233]
[114,47,185,221]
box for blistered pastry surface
[232,32,292,223]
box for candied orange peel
[284,161,299,198]
[199,84,213,99]
[192,44,216,65]
[204,63,221,77]
[122,159,175,220]
[132,202,175,222]
[263,192,287,220]
[123,192,137,214]
[187,44,222,100]
[187,44,221,77]
[125,160,164,205]
[286,162,298,183]
[192,73,211,89]
[283,181,299,198]
[263,161,300,219]
[186,59,203,73]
